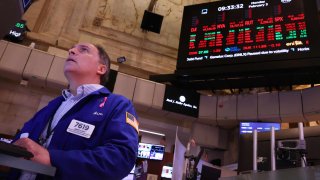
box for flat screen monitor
[161,166,173,179]
[162,85,200,117]
[137,142,165,160]
[200,165,221,180]
[240,122,281,134]
[176,0,320,72]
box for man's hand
[14,138,51,166]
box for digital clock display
[218,4,244,11]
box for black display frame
[162,85,200,118]
[176,0,320,72]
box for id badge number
[67,119,95,138]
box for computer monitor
[137,142,152,159]
[149,144,165,160]
[161,166,173,179]
[200,165,221,180]
[137,142,165,160]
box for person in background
[12,43,139,179]
[185,138,201,158]
[160,136,167,146]
[184,138,206,180]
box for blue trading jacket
[13,87,139,180]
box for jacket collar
[45,87,111,118]
[90,86,111,96]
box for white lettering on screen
[166,98,198,109]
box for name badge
[67,119,95,138]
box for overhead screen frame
[162,85,200,118]
[176,0,320,75]
[0,0,25,38]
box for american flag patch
[126,112,139,133]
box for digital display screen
[161,166,173,179]
[162,85,200,117]
[240,122,281,134]
[5,20,27,42]
[22,0,32,12]
[137,143,165,160]
[177,0,320,70]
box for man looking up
[13,43,139,179]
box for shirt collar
[62,84,104,100]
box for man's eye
[79,47,89,52]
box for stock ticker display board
[177,0,320,70]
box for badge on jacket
[67,119,95,138]
[126,112,139,133]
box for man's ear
[97,64,107,75]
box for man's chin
[63,69,76,78]
[64,66,77,72]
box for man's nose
[68,48,76,55]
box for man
[12,43,139,179]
